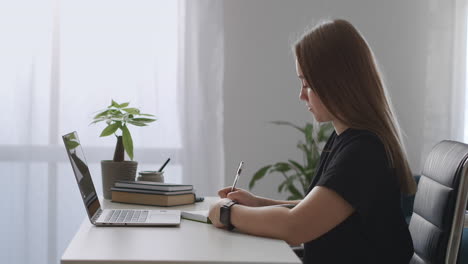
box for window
[0,1,182,263]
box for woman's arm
[255,196,301,206]
[230,204,295,243]
[217,186,301,207]
[216,186,355,245]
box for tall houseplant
[249,121,334,200]
[91,99,156,199]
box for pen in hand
[231,161,244,192]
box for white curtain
[0,0,224,263]
[421,0,468,165]
[178,0,225,195]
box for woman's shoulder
[338,128,382,145]
[335,128,386,158]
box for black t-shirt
[303,128,414,264]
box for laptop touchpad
[149,210,180,223]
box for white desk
[61,197,301,264]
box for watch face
[220,206,230,226]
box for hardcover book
[111,187,194,196]
[114,180,193,192]
[111,189,196,207]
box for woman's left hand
[208,198,231,228]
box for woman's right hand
[217,187,263,207]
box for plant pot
[101,160,138,199]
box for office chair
[409,140,468,264]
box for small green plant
[90,99,156,161]
[249,121,334,200]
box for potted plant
[91,99,156,199]
[249,121,334,200]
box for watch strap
[220,200,237,230]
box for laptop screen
[63,132,101,220]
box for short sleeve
[316,134,389,217]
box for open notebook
[181,204,296,224]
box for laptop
[62,131,181,226]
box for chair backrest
[409,140,468,264]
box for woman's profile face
[295,60,333,122]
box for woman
[208,19,416,264]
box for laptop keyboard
[105,210,149,223]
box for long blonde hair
[294,19,416,195]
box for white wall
[223,0,430,200]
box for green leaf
[132,118,156,123]
[99,122,121,137]
[278,176,294,192]
[111,99,119,108]
[270,121,305,133]
[278,180,288,193]
[127,120,147,127]
[273,162,291,173]
[297,142,309,156]
[249,165,272,190]
[65,140,80,150]
[140,113,155,117]
[287,184,303,199]
[288,159,306,175]
[277,174,300,196]
[110,116,124,121]
[93,110,110,120]
[106,111,124,120]
[118,102,130,108]
[122,108,140,115]
[121,125,134,160]
[90,117,106,125]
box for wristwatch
[220,200,237,230]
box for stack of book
[111,180,195,207]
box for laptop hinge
[91,208,103,224]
